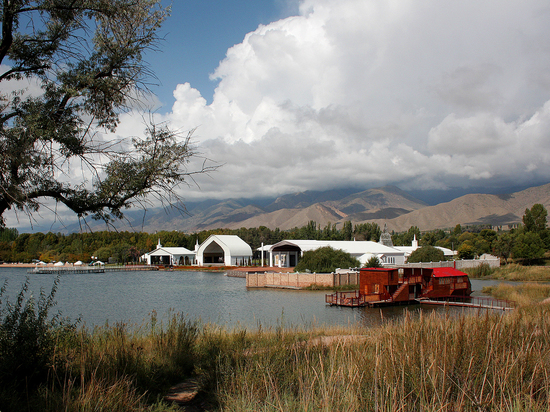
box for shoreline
[0,263,295,272]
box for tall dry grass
[467,263,550,281]
[214,307,550,411]
[482,282,550,307]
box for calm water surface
[0,267,501,329]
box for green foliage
[295,246,360,273]
[419,229,446,246]
[342,220,353,241]
[392,226,420,246]
[0,0,218,228]
[364,256,382,268]
[464,262,494,278]
[0,278,78,408]
[453,224,463,236]
[512,232,545,263]
[458,242,476,259]
[407,245,445,263]
[523,204,548,233]
[0,228,18,242]
[353,222,381,241]
[493,232,513,262]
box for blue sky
[149,1,299,107]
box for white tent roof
[198,235,253,256]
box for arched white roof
[197,235,252,257]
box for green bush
[295,246,360,273]
[364,256,382,268]
[0,277,78,409]
[407,245,445,263]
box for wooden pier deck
[416,296,515,311]
[326,291,516,310]
[27,265,158,274]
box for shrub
[295,246,360,273]
[364,256,382,268]
[407,245,445,263]
[0,277,78,409]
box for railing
[419,295,516,310]
[325,290,366,306]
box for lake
[0,267,503,330]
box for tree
[457,241,476,260]
[364,256,382,268]
[354,222,381,241]
[523,204,548,233]
[453,224,463,237]
[493,232,513,263]
[392,226,420,246]
[407,246,445,263]
[512,232,545,264]
[342,220,353,241]
[0,1,216,228]
[294,246,360,273]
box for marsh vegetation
[1,278,550,411]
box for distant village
[142,227,499,271]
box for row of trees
[0,205,548,264]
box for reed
[3,281,550,411]
[482,282,550,306]
[468,263,550,281]
[215,308,550,411]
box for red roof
[432,267,467,278]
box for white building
[196,235,253,266]
[141,239,196,266]
[268,240,406,268]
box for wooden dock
[28,265,158,274]
[416,296,515,311]
[326,292,516,310]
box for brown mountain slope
[373,183,550,232]
[222,186,427,231]
[225,204,344,230]
[90,182,550,234]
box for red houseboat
[326,266,471,307]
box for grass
[302,283,359,291]
[482,283,550,306]
[465,263,550,281]
[3,280,550,411]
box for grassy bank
[464,263,550,281]
[2,283,550,411]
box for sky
[5,0,550,230]
[132,0,550,203]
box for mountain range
[91,182,550,234]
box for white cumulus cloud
[156,0,550,200]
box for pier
[416,295,516,311]
[28,265,157,274]
[326,291,516,310]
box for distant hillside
[54,182,550,234]
[374,183,550,232]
